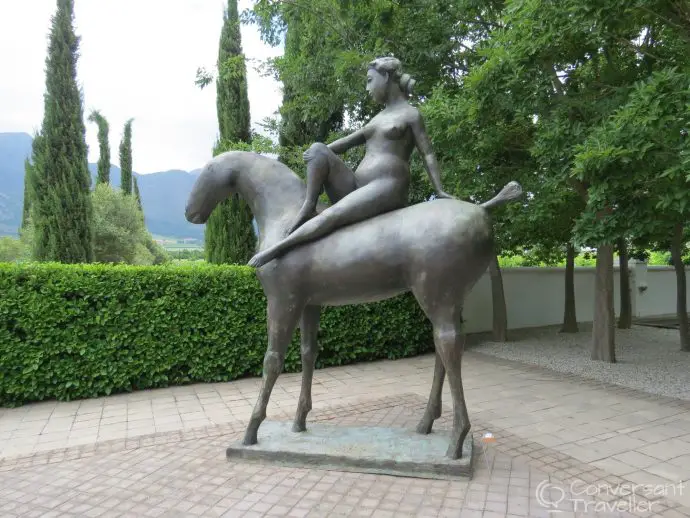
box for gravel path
[469,323,690,401]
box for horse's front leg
[293,305,321,432]
[243,299,302,446]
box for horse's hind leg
[416,351,445,434]
[293,305,321,433]
[412,285,470,459]
[242,299,302,446]
[434,321,471,459]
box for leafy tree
[91,183,167,265]
[453,0,690,360]
[567,1,690,351]
[247,0,501,125]
[420,79,534,340]
[203,0,256,264]
[574,66,690,350]
[272,8,344,159]
[88,110,110,185]
[31,0,94,264]
[119,118,133,195]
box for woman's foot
[287,215,308,236]
[287,205,316,235]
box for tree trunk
[591,244,616,362]
[671,223,690,352]
[617,238,632,329]
[560,243,578,333]
[489,254,508,342]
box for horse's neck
[236,156,305,251]
[254,201,300,252]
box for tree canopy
[239,0,690,354]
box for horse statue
[184,150,522,459]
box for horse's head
[185,152,241,224]
[185,150,310,251]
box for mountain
[0,132,33,235]
[0,132,204,240]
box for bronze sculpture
[185,57,522,459]
[246,57,454,268]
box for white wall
[635,265,686,319]
[461,262,689,334]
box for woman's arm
[327,127,366,154]
[410,109,455,199]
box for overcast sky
[0,0,283,174]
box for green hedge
[0,262,432,406]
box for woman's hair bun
[399,73,416,96]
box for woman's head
[366,56,416,104]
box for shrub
[0,236,26,263]
[0,262,432,406]
[91,183,169,265]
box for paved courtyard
[1,341,690,517]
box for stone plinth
[226,421,474,480]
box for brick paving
[1,350,689,517]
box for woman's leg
[289,143,357,234]
[248,178,405,268]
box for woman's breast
[382,123,407,140]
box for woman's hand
[303,148,316,162]
[435,190,457,200]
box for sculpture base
[226,421,475,480]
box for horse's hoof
[445,444,462,460]
[416,419,433,435]
[242,432,258,446]
[292,421,307,433]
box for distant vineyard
[153,234,203,252]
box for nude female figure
[247,56,455,268]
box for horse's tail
[479,181,523,210]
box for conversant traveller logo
[535,479,686,514]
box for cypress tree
[22,158,32,230]
[21,132,43,231]
[88,110,110,184]
[216,0,251,144]
[119,118,133,195]
[31,0,94,263]
[132,175,143,213]
[205,0,255,264]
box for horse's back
[259,199,493,307]
[313,198,490,262]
